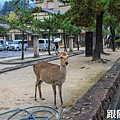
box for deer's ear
[59,52,67,56]
[59,52,62,56]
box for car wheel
[16,47,19,51]
[7,47,9,51]
[53,47,55,51]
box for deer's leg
[58,84,65,108]
[34,82,37,101]
[52,84,57,108]
[34,77,40,101]
[38,80,45,100]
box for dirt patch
[0,49,120,119]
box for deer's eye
[60,57,63,59]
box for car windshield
[39,40,44,43]
[12,41,21,44]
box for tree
[5,0,37,60]
[108,0,120,21]
[103,12,118,51]
[8,11,18,21]
[32,12,60,55]
[52,12,81,51]
[59,0,109,62]
[0,25,7,37]
[42,14,60,55]
[107,0,120,51]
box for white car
[38,39,55,51]
[9,40,28,51]
[5,41,13,50]
[0,43,4,51]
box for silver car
[0,43,4,51]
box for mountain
[0,4,3,10]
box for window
[47,0,54,2]
[24,41,27,44]
[39,40,44,43]
[6,34,12,41]
[15,34,27,40]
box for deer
[33,52,69,108]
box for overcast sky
[0,0,10,5]
[0,0,35,9]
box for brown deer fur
[33,52,69,108]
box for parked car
[38,38,55,51]
[9,39,28,51]
[0,39,7,50]
[5,41,13,50]
[0,43,4,51]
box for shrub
[115,39,120,46]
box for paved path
[0,48,85,72]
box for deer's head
[59,52,69,66]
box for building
[5,0,85,47]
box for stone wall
[62,60,120,120]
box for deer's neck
[60,64,67,77]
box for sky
[0,0,35,5]
[0,0,10,9]
[0,0,35,9]
[0,0,10,5]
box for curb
[0,50,84,65]
[0,51,84,73]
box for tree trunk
[21,31,24,60]
[110,26,115,51]
[92,11,104,61]
[63,31,67,51]
[76,34,79,50]
[48,28,51,55]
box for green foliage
[52,12,81,35]
[102,29,110,36]
[115,39,120,46]
[0,0,29,16]
[116,24,120,36]
[62,0,109,28]
[32,12,60,34]
[108,0,120,21]
[31,19,44,34]
[0,25,8,36]
[103,12,118,29]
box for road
[0,50,33,58]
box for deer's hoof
[54,106,58,109]
[34,98,37,101]
[62,105,66,108]
[41,98,45,100]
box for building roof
[0,23,9,29]
[25,30,32,34]
[41,8,58,14]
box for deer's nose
[65,61,68,65]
